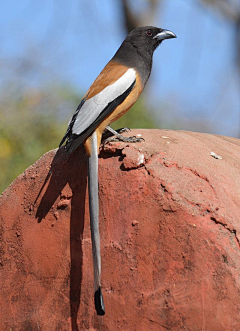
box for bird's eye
[146,29,153,37]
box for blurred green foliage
[112,98,156,130]
[0,86,157,194]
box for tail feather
[95,287,105,316]
[88,132,105,315]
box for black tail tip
[95,287,105,316]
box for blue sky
[1,0,239,136]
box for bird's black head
[125,26,176,54]
[113,26,176,86]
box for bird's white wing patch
[72,68,136,135]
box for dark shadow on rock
[35,146,88,331]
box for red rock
[1,129,240,330]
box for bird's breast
[96,71,143,133]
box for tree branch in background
[120,0,162,32]
[198,0,239,21]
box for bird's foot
[104,126,130,136]
[115,127,131,134]
[103,126,144,146]
[103,134,144,145]
[102,126,127,140]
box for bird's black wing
[60,80,136,154]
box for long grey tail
[88,132,105,316]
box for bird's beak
[154,29,177,41]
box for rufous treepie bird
[59,26,176,316]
